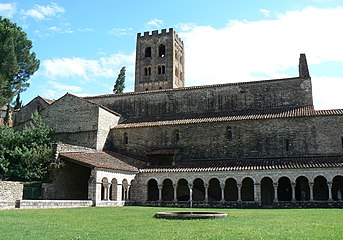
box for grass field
[0,207,342,240]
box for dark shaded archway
[313,176,328,201]
[332,175,343,201]
[224,178,238,201]
[295,176,309,201]
[177,179,189,201]
[109,178,117,201]
[147,179,159,201]
[261,177,274,205]
[193,178,205,201]
[278,177,292,201]
[162,179,174,201]
[208,178,221,201]
[241,177,254,201]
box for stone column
[327,182,333,201]
[204,183,209,203]
[188,184,193,202]
[291,182,296,202]
[106,183,111,201]
[309,182,314,201]
[158,184,163,202]
[273,183,278,203]
[254,183,261,203]
[173,184,177,202]
[126,185,131,200]
[220,183,225,202]
[117,184,123,201]
[237,183,242,202]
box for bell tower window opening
[145,47,151,58]
[162,65,166,74]
[158,44,165,58]
[158,66,161,75]
[148,67,151,75]
[144,67,148,76]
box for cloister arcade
[143,173,343,206]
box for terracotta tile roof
[59,151,147,172]
[141,155,343,173]
[113,106,343,129]
[40,96,55,105]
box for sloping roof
[113,106,343,129]
[59,151,147,172]
[141,155,343,173]
[40,96,55,105]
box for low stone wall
[19,200,94,209]
[0,181,23,209]
[95,200,126,207]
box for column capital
[188,184,193,189]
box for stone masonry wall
[0,181,23,209]
[85,77,313,121]
[41,94,100,149]
[111,114,343,160]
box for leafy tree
[0,17,40,107]
[0,111,53,181]
[3,103,11,125]
[113,66,126,94]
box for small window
[158,66,161,75]
[145,47,151,58]
[145,88,149,91]
[144,67,148,76]
[226,127,233,142]
[159,87,163,89]
[341,137,343,149]
[123,133,128,144]
[162,65,166,74]
[148,67,151,75]
[285,139,290,151]
[158,44,165,58]
[175,130,180,143]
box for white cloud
[0,3,16,18]
[21,2,65,20]
[108,27,133,36]
[177,6,343,109]
[260,8,271,17]
[42,53,135,82]
[146,19,163,28]
[78,27,93,32]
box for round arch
[101,177,109,200]
[208,178,221,201]
[109,178,117,201]
[261,177,274,205]
[224,178,238,201]
[192,178,205,201]
[278,177,292,201]
[332,175,343,201]
[147,179,159,201]
[295,176,310,201]
[177,178,189,201]
[241,177,254,201]
[162,179,174,201]
[313,176,328,201]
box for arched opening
[147,179,159,201]
[241,177,254,201]
[123,132,128,144]
[295,176,310,201]
[332,175,343,200]
[122,179,129,201]
[158,44,165,57]
[313,176,328,201]
[278,177,292,201]
[226,127,233,142]
[162,65,166,74]
[145,47,151,58]
[158,65,161,74]
[128,179,136,200]
[109,178,117,201]
[162,179,174,201]
[192,178,205,201]
[224,178,238,201]
[208,178,221,201]
[144,67,148,76]
[177,178,189,201]
[261,177,274,205]
[101,177,108,200]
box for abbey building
[15,28,343,208]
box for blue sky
[1,0,343,109]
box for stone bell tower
[134,28,185,92]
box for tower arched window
[145,47,151,58]
[226,127,233,142]
[162,65,166,74]
[158,44,165,58]
[174,130,180,144]
[144,67,148,76]
[158,66,161,75]
[148,67,151,75]
[123,132,128,144]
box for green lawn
[0,207,342,240]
